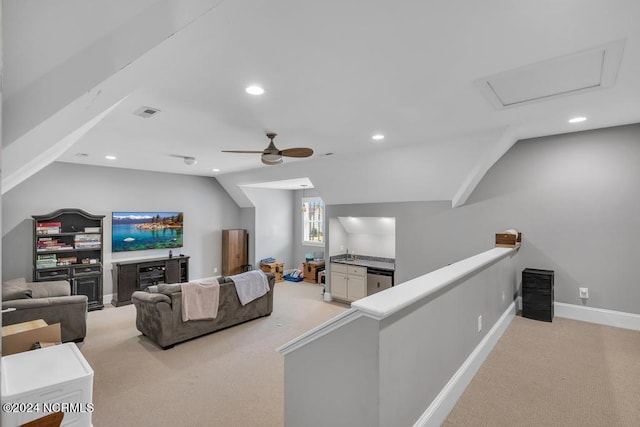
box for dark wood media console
[111,256,189,307]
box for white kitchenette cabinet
[330,263,366,302]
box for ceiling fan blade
[221,150,265,154]
[279,147,313,158]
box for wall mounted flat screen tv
[112,212,183,253]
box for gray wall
[327,201,453,285]
[242,187,294,269]
[284,314,381,427]
[327,123,640,315]
[2,162,245,296]
[378,252,516,426]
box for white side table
[1,343,94,426]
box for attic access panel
[476,39,625,109]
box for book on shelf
[74,234,102,242]
[84,227,101,233]
[37,222,62,227]
[57,256,78,265]
[74,244,102,249]
[37,245,73,252]
[36,262,58,269]
[37,237,72,250]
[36,228,61,235]
[36,253,58,268]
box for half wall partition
[278,246,519,426]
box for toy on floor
[284,269,304,282]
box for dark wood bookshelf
[32,208,105,311]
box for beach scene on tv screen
[112,212,183,252]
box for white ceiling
[4,1,640,206]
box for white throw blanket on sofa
[229,270,270,306]
[181,277,220,321]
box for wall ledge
[277,309,365,355]
[352,247,517,320]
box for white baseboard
[103,294,113,305]
[554,302,640,331]
[516,297,639,331]
[413,302,516,427]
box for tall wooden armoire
[222,229,248,276]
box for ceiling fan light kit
[222,132,313,166]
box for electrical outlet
[214,267,218,274]
[579,287,589,299]
[477,315,482,332]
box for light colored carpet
[78,281,347,427]
[444,316,640,427]
[80,286,640,427]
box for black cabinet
[111,256,189,306]
[522,268,554,322]
[32,209,105,311]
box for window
[302,197,325,246]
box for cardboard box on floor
[1,319,62,356]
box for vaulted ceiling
[3,0,640,206]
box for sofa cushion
[3,287,33,300]
[27,281,71,298]
[156,283,183,296]
[152,278,225,296]
[2,278,32,300]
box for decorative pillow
[146,285,159,293]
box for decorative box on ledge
[495,231,522,248]
[261,262,284,282]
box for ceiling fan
[222,132,313,165]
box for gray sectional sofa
[132,273,275,349]
[2,278,88,342]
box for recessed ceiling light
[569,116,587,123]
[372,134,385,141]
[245,85,265,95]
[105,155,117,160]
[212,168,220,172]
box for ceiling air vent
[475,39,625,109]
[134,106,161,118]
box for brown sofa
[2,278,88,342]
[131,273,275,349]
